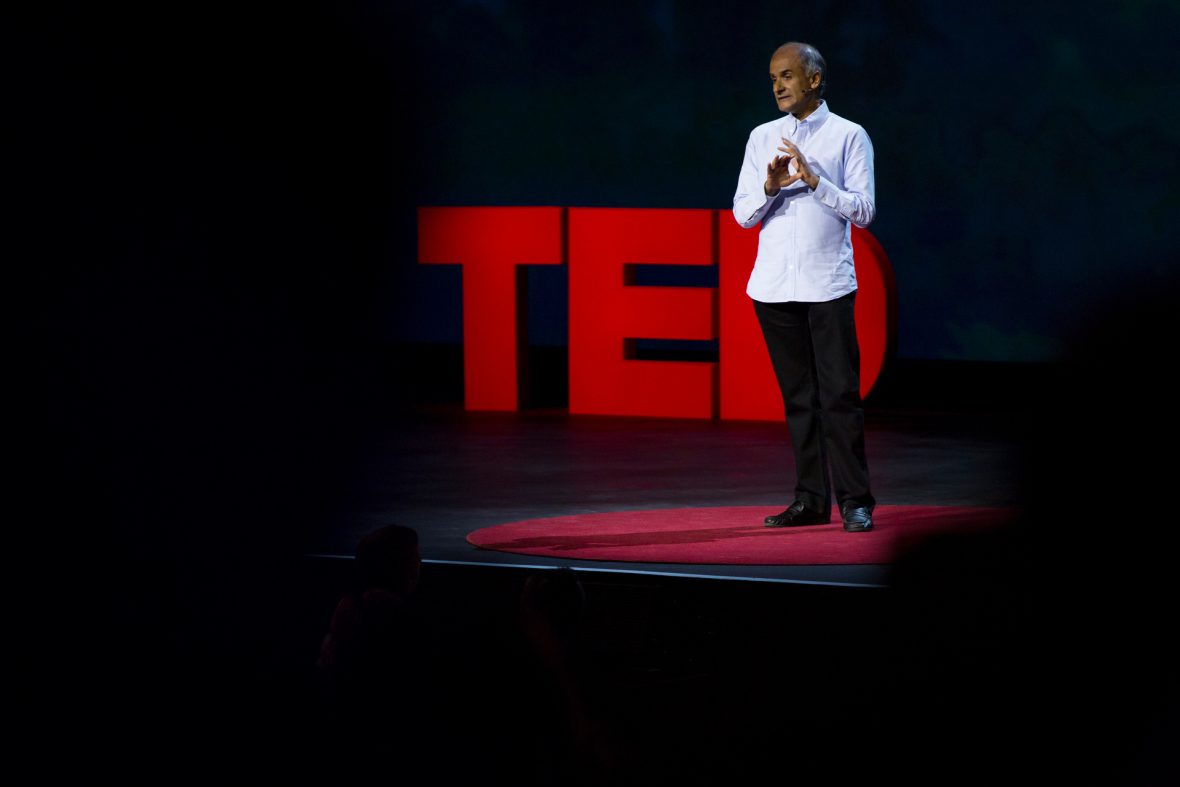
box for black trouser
[753,290,874,516]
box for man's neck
[792,98,822,121]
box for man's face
[769,48,821,116]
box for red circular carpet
[467,505,1018,566]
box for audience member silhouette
[517,568,619,786]
[867,273,1180,785]
[1011,274,1180,784]
[317,524,449,780]
[318,524,423,691]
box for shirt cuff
[812,175,838,206]
[746,191,778,223]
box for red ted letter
[417,207,563,411]
[568,208,716,419]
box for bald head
[772,42,827,98]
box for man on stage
[732,41,877,532]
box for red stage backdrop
[418,207,896,420]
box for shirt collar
[784,99,829,133]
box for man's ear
[810,71,822,92]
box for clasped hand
[764,138,819,195]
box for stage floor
[311,405,1024,586]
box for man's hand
[771,138,820,191]
[764,154,797,196]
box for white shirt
[732,100,876,303]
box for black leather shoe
[764,501,830,527]
[841,505,873,532]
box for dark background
[29,0,1179,779]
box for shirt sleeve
[812,126,876,228]
[732,133,778,229]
